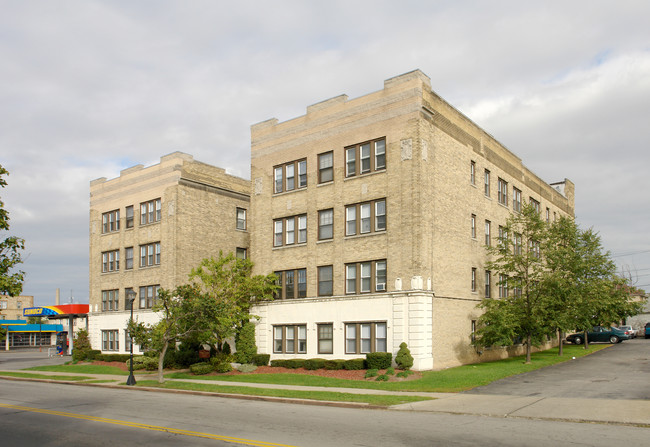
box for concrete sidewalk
[2,369,649,426]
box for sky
[1,1,649,306]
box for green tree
[473,203,549,364]
[0,165,25,297]
[72,329,93,362]
[234,321,257,364]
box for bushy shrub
[365,352,392,370]
[190,362,214,375]
[237,363,258,373]
[215,362,233,373]
[234,322,257,364]
[396,370,413,379]
[87,350,101,361]
[270,359,305,369]
[143,356,158,371]
[386,367,395,375]
[96,354,132,362]
[304,358,327,370]
[252,354,270,366]
[343,358,366,370]
[125,356,146,371]
[395,342,414,370]
[210,353,234,367]
[324,359,345,370]
[375,374,389,382]
[72,329,93,362]
[365,368,378,378]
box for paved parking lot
[465,338,650,399]
[0,349,68,370]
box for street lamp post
[126,290,137,386]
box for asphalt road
[1,379,648,447]
[465,337,650,399]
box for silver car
[619,325,636,338]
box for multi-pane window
[125,205,134,229]
[345,199,386,236]
[484,170,491,196]
[498,178,508,206]
[102,209,120,234]
[139,285,159,309]
[102,250,119,273]
[273,325,307,354]
[125,247,134,270]
[470,161,476,185]
[318,209,334,240]
[318,265,333,296]
[485,271,491,298]
[471,320,477,343]
[345,322,387,354]
[140,242,161,267]
[530,240,541,258]
[485,220,491,247]
[101,330,119,351]
[499,274,508,298]
[345,138,386,177]
[140,199,161,225]
[318,151,333,183]
[546,208,550,223]
[101,290,119,311]
[317,323,333,354]
[513,233,522,256]
[236,208,247,230]
[236,247,247,259]
[498,226,508,247]
[471,214,476,239]
[513,188,522,212]
[274,159,307,193]
[274,215,307,247]
[345,260,387,294]
[471,268,477,292]
[529,198,540,213]
[274,269,307,299]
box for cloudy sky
[1,1,649,306]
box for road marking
[0,403,298,447]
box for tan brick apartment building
[88,152,250,353]
[249,70,574,370]
[0,295,34,320]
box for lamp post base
[126,374,137,386]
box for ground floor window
[317,323,333,354]
[8,332,52,347]
[273,324,307,354]
[345,322,387,354]
[102,330,119,351]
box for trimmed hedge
[343,358,365,370]
[190,362,214,375]
[304,358,327,370]
[270,359,305,369]
[252,354,270,366]
[323,359,346,370]
[365,352,392,370]
[95,354,131,362]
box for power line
[612,249,650,258]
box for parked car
[566,326,630,345]
[645,322,650,339]
[618,325,636,339]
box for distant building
[88,152,250,353]
[0,295,34,320]
[249,70,575,370]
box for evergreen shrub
[304,358,327,370]
[365,352,392,369]
[215,362,233,373]
[190,362,214,375]
[395,342,414,370]
[252,354,270,366]
[234,322,257,364]
[364,369,378,378]
[237,363,258,373]
[324,359,345,370]
[343,358,366,370]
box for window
[274,269,307,299]
[345,199,386,236]
[345,322,387,354]
[274,215,307,247]
[484,170,490,196]
[274,159,307,193]
[102,250,119,273]
[471,268,477,292]
[345,138,386,177]
[498,178,508,206]
[140,199,161,225]
[318,151,333,183]
[529,198,540,213]
[471,320,477,343]
[499,274,508,298]
[0,301,7,309]
[139,285,159,309]
[102,209,120,234]
[546,208,550,223]
[101,330,119,351]
[139,242,160,267]
[484,220,491,247]
[318,323,333,354]
[498,226,507,247]
[101,290,119,311]
[125,247,134,270]
[345,260,387,294]
[530,240,541,258]
[273,325,307,354]
[236,247,247,259]
[125,205,134,229]
[470,161,476,185]
[318,265,333,296]
[471,214,476,239]
[125,288,136,310]
[485,271,491,298]
[236,208,247,230]
[124,329,132,352]
[318,209,333,240]
[513,188,522,212]
[16,301,21,309]
[514,233,522,256]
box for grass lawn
[0,371,93,381]
[135,380,432,406]
[24,364,130,376]
[166,344,609,393]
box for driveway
[0,349,68,370]
[464,338,650,400]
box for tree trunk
[525,334,532,364]
[584,331,589,349]
[558,329,564,356]
[158,340,169,384]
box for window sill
[343,169,386,182]
[272,187,307,197]
[273,243,307,250]
[344,230,386,240]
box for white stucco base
[88,310,161,355]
